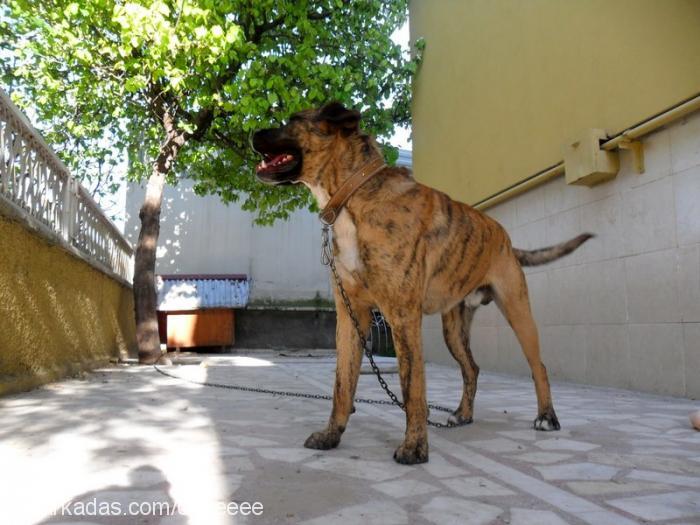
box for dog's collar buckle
[319,208,337,226]
[318,157,386,226]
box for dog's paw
[533,409,561,431]
[304,429,342,450]
[448,411,473,426]
[393,439,429,465]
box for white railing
[0,88,134,282]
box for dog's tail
[514,233,595,267]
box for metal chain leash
[152,225,468,429]
[321,224,468,428]
[153,362,400,407]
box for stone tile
[473,301,499,328]
[470,326,498,364]
[626,469,700,488]
[218,446,248,456]
[578,194,624,263]
[566,480,671,496]
[624,249,680,323]
[510,218,547,254]
[302,500,409,525]
[535,462,618,481]
[441,476,515,497]
[304,457,408,482]
[515,188,546,227]
[372,479,440,498]
[486,201,517,230]
[468,437,525,453]
[590,452,700,475]
[632,447,698,457]
[620,177,676,255]
[497,430,539,442]
[584,259,628,324]
[222,455,255,472]
[509,507,570,525]
[256,447,319,463]
[524,270,549,323]
[420,453,470,478]
[584,325,631,389]
[632,415,685,430]
[614,423,660,435]
[678,246,700,323]
[539,325,588,384]
[420,496,503,525]
[670,111,700,173]
[575,510,640,525]
[543,176,581,216]
[607,490,700,521]
[509,452,574,465]
[535,439,599,452]
[496,325,529,376]
[674,165,700,245]
[628,323,686,397]
[684,324,700,398]
[223,435,279,447]
[544,267,591,325]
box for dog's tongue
[256,153,294,173]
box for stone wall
[0,216,136,395]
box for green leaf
[4,0,416,226]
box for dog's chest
[304,181,362,276]
[333,212,362,275]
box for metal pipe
[601,93,700,151]
[474,163,564,210]
[475,92,700,210]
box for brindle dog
[252,102,592,464]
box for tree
[2,0,422,363]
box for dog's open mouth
[256,152,299,175]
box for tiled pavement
[1,352,699,525]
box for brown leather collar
[319,157,386,225]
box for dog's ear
[318,102,361,133]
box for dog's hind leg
[441,303,479,425]
[490,261,560,431]
[304,296,371,451]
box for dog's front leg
[304,294,370,451]
[387,308,429,465]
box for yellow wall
[0,216,136,396]
[409,0,700,204]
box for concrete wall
[422,110,700,398]
[409,0,700,204]
[0,216,136,396]
[125,180,333,303]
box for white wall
[423,110,700,398]
[125,180,332,302]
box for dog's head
[252,102,362,186]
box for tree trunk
[134,131,185,364]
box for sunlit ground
[2,352,699,525]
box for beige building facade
[411,1,700,397]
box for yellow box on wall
[563,129,619,186]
